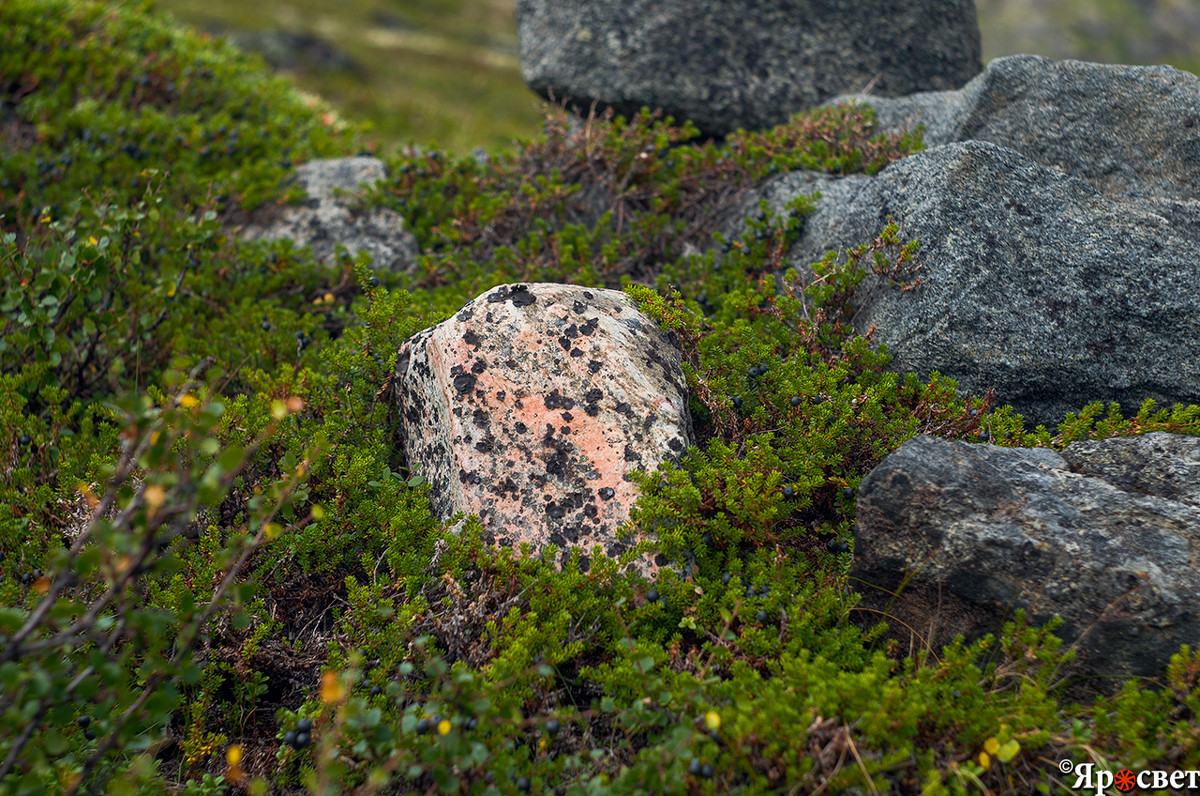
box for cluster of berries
[282,717,312,750]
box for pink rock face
[396,283,694,572]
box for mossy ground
[3,2,1200,794]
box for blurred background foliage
[146,0,1200,155]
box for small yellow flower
[438,719,452,735]
[984,737,1000,756]
[978,751,991,771]
[226,745,242,766]
[704,711,721,731]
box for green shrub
[3,1,1200,794]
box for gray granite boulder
[850,432,1200,691]
[395,283,694,573]
[515,0,981,138]
[828,55,1200,202]
[748,138,1200,430]
[243,157,418,273]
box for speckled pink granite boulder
[396,283,695,572]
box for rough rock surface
[828,55,1200,202]
[515,0,981,138]
[243,157,418,273]
[849,432,1200,691]
[395,283,694,572]
[749,139,1200,430]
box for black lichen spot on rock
[583,291,594,300]
[584,388,603,403]
[558,336,572,351]
[570,348,583,357]
[564,324,579,339]
[506,358,518,369]
[572,300,585,313]
[562,412,573,422]
[598,487,615,500]
[511,284,535,306]
[655,553,669,567]
[463,328,481,349]
[514,421,528,433]
[643,413,657,430]
[584,403,600,417]
[578,555,590,573]
[456,306,475,322]
[453,373,476,394]
[472,408,489,428]
[475,439,493,453]
[668,437,682,451]
[496,391,506,401]
[545,502,566,519]
[544,390,562,410]
[588,360,602,373]
[583,503,598,518]
[580,318,598,336]
[615,402,633,418]
[560,425,570,434]
[624,445,642,462]
[471,359,487,374]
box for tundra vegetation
[2,2,1200,794]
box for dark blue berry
[416,718,432,734]
[721,572,731,585]
[294,732,310,749]
[283,730,297,747]
[700,763,714,779]
[646,588,660,603]
[297,718,312,733]
[261,321,270,331]
[77,715,91,728]
[756,609,768,623]
[369,277,380,287]
[19,434,31,446]
[688,759,702,776]
[516,777,531,792]
[732,396,742,410]
[546,719,560,735]
[782,485,795,499]
[790,396,801,406]
[370,685,382,696]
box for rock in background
[744,57,1200,430]
[242,157,419,273]
[849,433,1200,692]
[515,0,981,138]
[395,283,694,572]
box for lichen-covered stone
[516,0,981,137]
[747,139,1200,430]
[850,432,1200,692]
[827,55,1200,203]
[395,283,695,572]
[242,156,418,273]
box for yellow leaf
[179,394,198,408]
[226,745,242,766]
[704,711,721,731]
[437,719,452,735]
[984,737,1000,755]
[978,751,990,771]
[321,671,345,704]
[143,484,166,511]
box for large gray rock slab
[828,55,1200,202]
[395,283,694,573]
[850,432,1200,691]
[243,157,418,273]
[515,0,982,138]
[750,140,1200,429]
